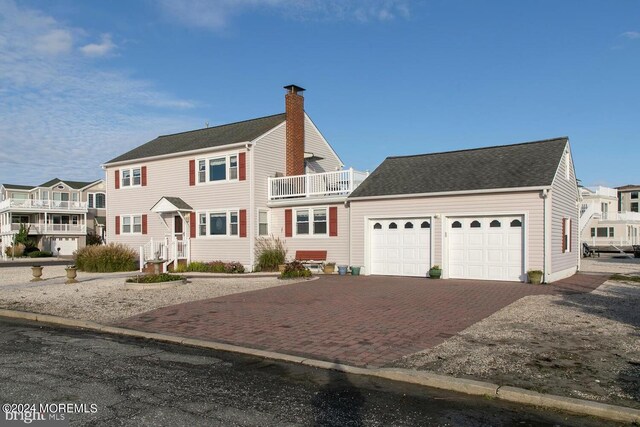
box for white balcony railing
[584,186,618,199]
[0,198,88,212]
[617,211,640,222]
[0,223,86,235]
[268,168,368,201]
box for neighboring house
[579,185,640,248]
[347,138,580,283]
[0,178,106,256]
[616,184,640,214]
[103,85,367,272]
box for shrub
[23,246,40,255]
[86,233,103,246]
[74,243,138,272]
[255,236,287,272]
[27,250,53,258]
[126,273,184,283]
[4,244,25,258]
[174,261,245,274]
[280,260,312,279]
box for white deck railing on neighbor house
[0,223,86,235]
[584,186,618,199]
[617,211,640,222]
[0,198,88,212]
[268,168,369,201]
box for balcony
[0,198,88,212]
[617,211,640,222]
[582,186,618,199]
[0,223,87,235]
[268,169,369,201]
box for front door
[174,215,183,240]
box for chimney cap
[284,84,306,94]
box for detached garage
[348,137,580,284]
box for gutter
[349,186,551,202]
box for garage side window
[389,222,398,229]
[421,221,430,228]
[451,221,462,228]
[470,220,481,228]
[404,222,413,229]
[511,219,522,227]
[490,220,501,228]
[373,223,382,230]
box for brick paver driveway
[118,274,607,367]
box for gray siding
[105,147,252,265]
[349,191,545,275]
[270,203,350,265]
[303,115,343,173]
[550,146,579,275]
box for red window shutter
[114,170,120,190]
[239,152,246,181]
[141,166,147,186]
[329,206,338,237]
[239,209,247,237]
[115,216,120,235]
[142,214,148,235]
[189,212,196,238]
[562,219,566,253]
[285,209,292,237]
[189,160,196,186]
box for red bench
[295,250,327,271]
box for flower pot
[350,266,361,276]
[337,265,348,276]
[528,271,543,285]
[323,264,335,274]
[65,267,78,284]
[31,266,43,282]
[428,268,442,279]
[278,264,286,273]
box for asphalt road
[0,318,621,426]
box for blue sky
[0,0,638,187]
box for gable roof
[349,137,569,199]
[39,178,100,189]
[2,184,34,190]
[105,113,287,164]
[616,184,640,191]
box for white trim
[292,206,328,238]
[120,214,144,235]
[195,209,241,239]
[363,214,434,277]
[349,186,550,202]
[102,141,255,168]
[119,165,143,189]
[544,190,552,283]
[547,266,578,283]
[257,208,270,237]
[304,113,344,169]
[442,212,528,282]
[195,152,240,185]
[268,196,349,208]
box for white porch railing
[617,211,640,222]
[584,186,618,198]
[0,223,87,234]
[139,236,190,272]
[0,198,88,212]
[268,168,368,201]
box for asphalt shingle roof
[106,113,287,164]
[2,184,35,190]
[39,178,99,189]
[349,137,569,199]
[162,197,193,211]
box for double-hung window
[121,215,142,234]
[199,211,239,237]
[258,210,269,236]
[95,193,106,209]
[88,194,94,208]
[197,154,239,184]
[121,167,141,187]
[295,208,328,236]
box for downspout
[346,199,351,269]
[542,188,551,283]
[247,142,255,271]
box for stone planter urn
[65,266,78,284]
[428,266,442,279]
[31,266,43,282]
[527,270,544,285]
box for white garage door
[448,216,524,282]
[50,237,78,256]
[370,218,431,277]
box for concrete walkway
[118,274,607,367]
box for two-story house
[0,178,106,256]
[103,85,367,271]
[580,185,640,249]
[105,85,579,283]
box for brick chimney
[284,84,305,176]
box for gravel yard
[0,266,299,324]
[392,256,640,409]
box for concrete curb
[0,309,638,424]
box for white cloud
[34,29,73,55]
[80,33,116,57]
[0,1,197,184]
[157,0,410,30]
[621,31,640,40]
